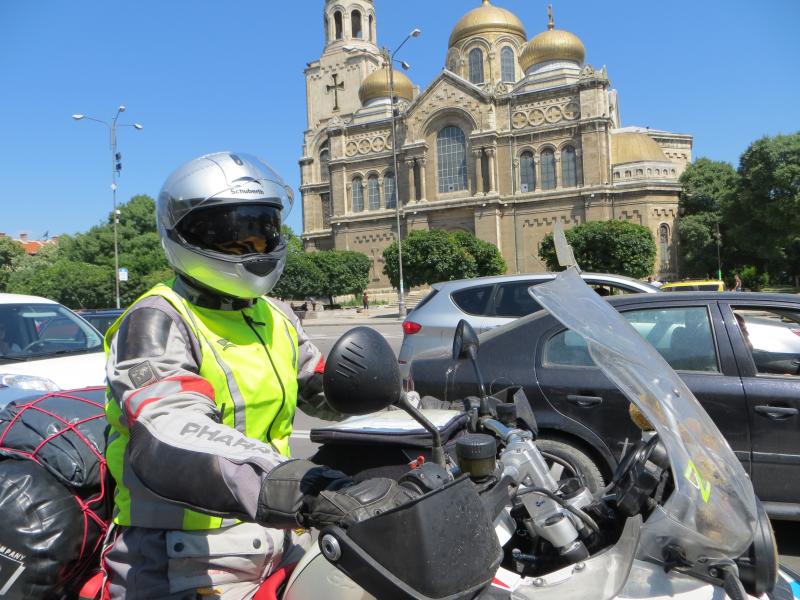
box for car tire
[536,438,606,494]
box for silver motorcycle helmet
[157,152,294,299]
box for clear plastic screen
[529,267,756,563]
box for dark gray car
[408,292,800,520]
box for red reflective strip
[125,375,214,423]
[314,357,326,374]
[174,375,215,400]
[128,397,161,423]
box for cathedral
[299,0,692,292]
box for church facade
[299,0,692,291]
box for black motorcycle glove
[306,477,421,529]
[256,459,351,528]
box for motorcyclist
[102,152,416,600]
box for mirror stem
[397,393,446,467]
[469,349,487,399]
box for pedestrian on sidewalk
[363,291,369,311]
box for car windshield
[0,303,103,363]
[529,268,757,564]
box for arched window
[352,176,364,212]
[334,11,343,40]
[501,46,515,82]
[520,151,535,192]
[367,174,380,210]
[319,148,329,182]
[384,171,396,209]
[468,48,484,84]
[540,149,556,190]
[561,146,578,187]
[351,10,363,39]
[659,224,670,270]
[437,126,468,193]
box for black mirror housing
[452,319,480,361]
[323,327,401,415]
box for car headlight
[0,373,61,391]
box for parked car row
[407,291,800,519]
[398,272,660,377]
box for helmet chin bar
[162,234,286,304]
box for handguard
[317,475,502,600]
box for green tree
[272,252,324,300]
[538,220,656,279]
[312,250,370,305]
[677,212,722,279]
[676,158,737,278]
[56,194,170,306]
[8,256,113,309]
[679,158,738,217]
[281,225,303,255]
[723,132,800,279]
[0,237,25,292]
[382,229,505,289]
[451,231,507,278]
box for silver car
[398,272,660,378]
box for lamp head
[72,114,84,120]
[118,105,126,113]
[133,123,143,130]
[399,60,411,71]
[410,28,421,38]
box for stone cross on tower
[326,73,345,111]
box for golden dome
[611,132,668,164]
[449,0,526,48]
[358,67,414,105]
[519,8,585,72]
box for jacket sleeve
[106,296,288,523]
[267,298,343,421]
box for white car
[0,293,106,391]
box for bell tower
[305,1,382,129]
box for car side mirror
[323,327,401,415]
[452,319,480,361]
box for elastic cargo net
[0,387,110,599]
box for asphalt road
[293,320,800,575]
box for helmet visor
[177,204,282,257]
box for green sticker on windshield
[684,460,712,503]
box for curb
[302,318,403,327]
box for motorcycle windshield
[529,267,757,563]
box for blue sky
[1,0,798,240]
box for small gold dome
[519,8,585,72]
[449,0,526,48]
[611,132,668,164]
[358,67,414,105]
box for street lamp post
[383,28,421,319]
[715,220,723,281]
[73,107,143,309]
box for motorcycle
[273,264,799,599]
